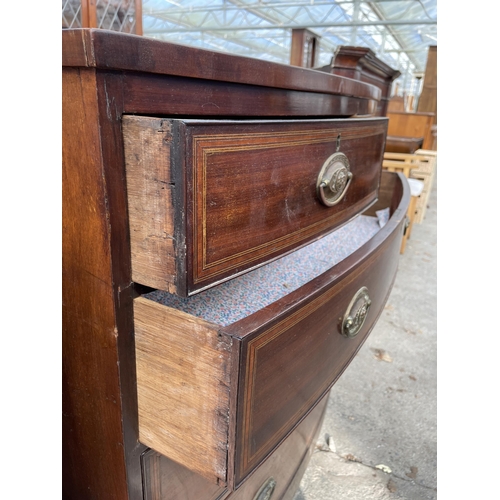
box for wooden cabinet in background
[315,46,401,117]
[386,111,435,151]
[417,46,437,125]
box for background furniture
[63,28,409,500]
[417,46,437,126]
[416,46,437,150]
[290,28,320,68]
[386,110,436,151]
[383,150,436,231]
[385,135,423,154]
[315,46,401,117]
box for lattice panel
[96,0,136,33]
[62,0,82,29]
[62,0,140,33]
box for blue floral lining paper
[146,215,381,326]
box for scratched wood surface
[123,116,178,293]
[134,297,235,485]
[134,173,409,487]
[124,116,388,295]
[63,28,400,500]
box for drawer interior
[124,116,388,296]
[133,171,408,488]
[143,214,384,327]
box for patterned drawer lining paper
[146,215,382,326]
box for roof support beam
[144,19,436,35]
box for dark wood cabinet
[315,46,401,117]
[63,29,409,499]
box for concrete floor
[293,174,437,500]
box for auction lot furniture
[386,111,436,151]
[317,46,401,117]
[383,151,436,225]
[63,29,409,500]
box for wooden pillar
[79,0,142,35]
[290,29,320,68]
[417,46,437,123]
[135,0,143,36]
[81,0,97,28]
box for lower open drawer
[133,171,410,489]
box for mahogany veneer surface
[123,116,388,296]
[133,172,409,488]
[141,390,329,500]
[329,46,401,117]
[62,28,404,500]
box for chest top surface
[62,28,381,104]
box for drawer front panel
[133,173,408,488]
[227,392,328,500]
[187,119,386,292]
[124,116,388,296]
[233,176,407,482]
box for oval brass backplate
[341,286,372,338]
[316,151,352,207]
[253,477,277,500]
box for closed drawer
[133,171,409,489]
[124,116,388,296]
[140,391,328,500]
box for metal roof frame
[141,0,437,95]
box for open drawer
[133,171,410,489]
[124,116,388,296]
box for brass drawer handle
[253,477,276,500]
[341,286,372,338]
[316,151,352,207]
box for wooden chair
[383,151,436,224]
[382,151,436,253]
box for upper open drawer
[124,116,388,296]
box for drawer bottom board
[145,214,382,326]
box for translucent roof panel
[142,0,437,94]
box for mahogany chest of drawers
[62,28,409,500]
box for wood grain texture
[62,29,381,102]
[123,116,178,293]
[124,116,387,295]
[63,67,130,499]
[227,171,409,483]
[134,297,235,485]
[187,119,386,292]
[122,72,376,118]
[94,71,147,500]
[386,111,435,150]
[141,450,228,500]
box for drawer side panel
[123,116,178,293]
[134,297,233,485]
